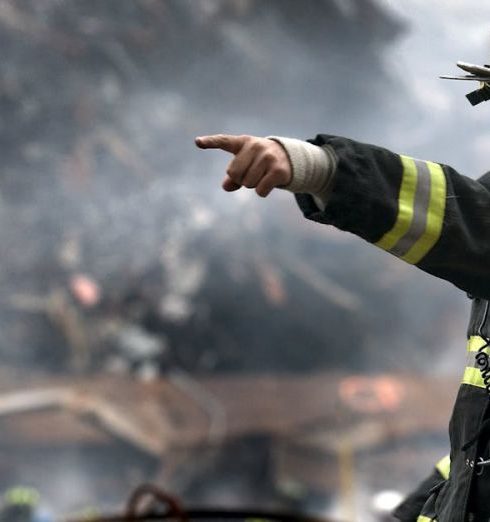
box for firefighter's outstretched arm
[196,133,490,300]
[195,134,336,202]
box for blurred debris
[255,259,287,307]
[75,482,341,522]
[0,0,464,377]
[281,254,361,312]
[0,385,167,456]
[0,370,456,515]
[0,0,85,54]
[70,274,101,308]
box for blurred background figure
[0,487,53,522]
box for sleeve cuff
[268,137,337,203]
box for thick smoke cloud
[0,0,486,517]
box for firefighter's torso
[295,135,490,520]
[419,297,490,521]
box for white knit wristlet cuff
[268,137,337,198]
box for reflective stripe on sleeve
[461,335,490,388]
[417,516,436,522]
[435,455,451,480]
[375,156,418,252]
[375,156,446,265]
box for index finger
[195,134,247,154]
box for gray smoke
[0,0,486,517]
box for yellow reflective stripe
[417,517,436,522]
[435,455,451,480]
[375,157,446,264]
[462,366,486,388]
[462,336,490,388]
[468,335,489,352]
[401,161,446,264]
[375,155,418,251]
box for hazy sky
[377,1,490,174]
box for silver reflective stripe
[375,156,446,265]
[390,160,432,258]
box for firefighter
[0,487,49,522]
[195,132,490,521]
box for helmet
[441,61,490,105]
[0,487,40,522]
[3,487,40,507]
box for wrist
[267,137,337,197]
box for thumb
[195,134,246,154]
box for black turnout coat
[295,135,490,522]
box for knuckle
[239,134,252,144]
[262,151,275,163]
[249,139,264,153]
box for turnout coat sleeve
[295,134,490,299]
[392,455,450,521]
[392,467,445,522]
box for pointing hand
[195,134,292,197]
